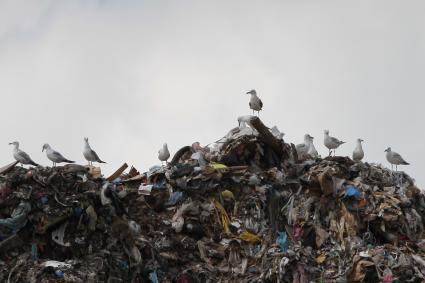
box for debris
[0,118,423,282]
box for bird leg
[328,149,331,157]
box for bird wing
[330,136,342,144]
[52,150,67,161]
[392,152,407,163]
[90,149,102,162]
[249,102,252,109]
[18,150,35,164]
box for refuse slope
[0,118,423,282]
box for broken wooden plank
[249,117,283,156]
[106,163,129,182]
[0,161,18,175]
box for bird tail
[65,160,75,163]
[339,141,346,145]
[30,161,39,166]
[98,160,107,164]
[402,162,410,165]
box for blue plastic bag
[344,185,361,199]
[149,270,159,283]
[276,231,288,252]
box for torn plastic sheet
[0,202,31,233]
[52,221,71,247]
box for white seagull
[83,137,106,166]
[307,135,319,158]
[158,143,170,166]
[385,147,409,171]
[296,134,312,159]
[246,89,263,116]
[352,139,364,162]
[9,141,38,166]
[42,144,75,167]
[324,130,345,156]
[237,115,255,128]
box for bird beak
[8,143,12,145]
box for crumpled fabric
[0,201,31,233]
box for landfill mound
[0,116,424,282]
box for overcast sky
[0,0,423,187]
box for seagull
[42,144,75,167]
[83,137,106,166]
[158,143,170,166]
[246,89,263,116]
[296,134,312,159]
[9,141,38,166]
[385,147,409,171]
[237,115,255,128]
[324,130,345,156]
[307,135,319,158]
[352,139,364,162]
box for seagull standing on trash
[352,139,364,162]
[307,135,319,158]
[83,137,106,166]
[237,115,255,128]
[42,144,75,167]
[385,147,409,171]
[246,89,263,116]
[158,143,170,166]
[324,130,345,156]
[9,141,38,166]
[296,134,312,159]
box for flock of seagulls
[244,89,410,171]
[8,89,410,173]
[9,138,106,167]
[155,89,410,171]
[296,130,409,171]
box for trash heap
[0,116,424,282]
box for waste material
[0,117,424,282]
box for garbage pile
[0,116,424,282]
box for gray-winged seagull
[83,137,106,166]
[296,134,312,159]
[307,135,319,158]
[352,139,364,162]
[158,143,170,166]
[324,130,345,156]
[246,89,263,116]
[42,143,75,167]
[385,147,409,171]
[9,141,38,166]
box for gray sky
[0,0,424,188]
